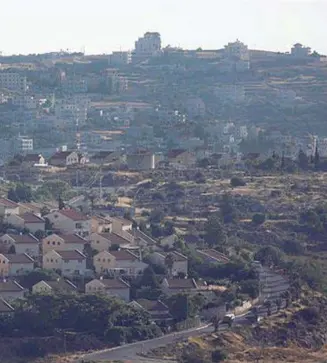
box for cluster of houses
[0,197,229,321]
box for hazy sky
[1,0,326,55]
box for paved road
[80,314,250,362]
[80,267,288,362]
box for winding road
[79,266,289,362]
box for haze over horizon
[1,0,326,55]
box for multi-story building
[291,43,311,58]
[109,51,132,66]
[15,135,33,154]
[132,32,162,62]
[61,76,88,94]
[0,73,27,93]
[106,70,128,94]
[126,150,155,170]
[11,95,37,109]
[224,39,250,61]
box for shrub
[252,213,266,225]
[230,177,246,187]
[212,349,228,362]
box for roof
[91,151,115,159]
[43,279,77,292]
[22,154,42,162]
[196,249,230,263]
[109,217,133,227]
[0,198,18,208]
[0,280,24,292]
[167,149,187,159]
[100,278,130,289]
[110,250,138,261]
[20,213,45,223]
[98,233,129,245]
[2,253,34,264]
[58,209,89,221]
[50,151,75,161]
[57,234,87,244]
[135,299,169,312]
[181,234,200,244]
[56,250,86,261]
[5,233,38,244]
[164,278,197,289]
[0,299,14,313]
[163,251,188,262]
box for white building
[126,151,155,170]
[85,278,130,301]
[0,73,27,93]
[133,32,162,62]
[149,251,188,277]
[0,234,39,259]
[45,209,91,238]
[224,40,250,61]
[15,135,33,154]
[109,51,132,66]
[291,43,311,58]
[42,250,86,277]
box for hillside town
[1,31,327,363]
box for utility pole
[99,167,103,202]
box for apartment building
[132,32,162,62]
[0,73,27,92]
[109,51,132,66]
[291,43,311,58]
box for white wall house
[93,250,147,276]
[0,280,25,301]
[42,233,86,254]
[150,251,188,277]
[42,250,86,277]
[0,254,34,277]
[0,234,39,259]
[6,213,45,233]
[45,209,91,237]
[0,198,20,217]
[85,278,130,301]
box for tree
[212,349,228,362]
[314,146,320,168]
[298,149,308,169]
[8,184,32,203]
[252,213,266,225]
[58,195,65,210]
[8,245,16,254]
[34,230,45,240]
[204,214,226,247]
[40,206,50,217]
[230,177,246,187]
[165,253,175,277]
[179,344,209,363]
[254,246,283,266]
[264,300,272,316]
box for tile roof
[110,250,138,261]
[0,280,24,292]
[2,253,34,264]
[56,250,86,260]
[163,251,188,262]
[100,278,130,289]
[99,233,129,245]
[58,234,87,244]
[0,198,18,208]
[6,234,38,244]
[22,154,42,162]
[21,213,45,223]
[50,151,74,160]
[59,209,89,221]
[91,151,115,159]
[167,149,187,159]
[0,299,14,313]
[135,299,169,312]
[109,217,133,227]
[196,249,230,263]
[165,278,197,289]
[45,279,77,292]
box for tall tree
[165,253,175,277]
[204,214,227,247]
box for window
[47,241,50,245]
[52,241,55,245]
[97,241,99,244]
[57,242,60,245]
[103,259,105,262]
[97,258,100,262]
[50,259,53,262]
[76,223,82,229]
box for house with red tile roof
[48,151,79,167]
[43,249,86,277]
[45,209,91,237]
[0,198,19,217]
[90,232,130,252]
[93,249,147,276]
[0,233,39,258]
[0,280,25,301]
[6,213,45,233]
[0,253,34,277]
[161,278,201,295]
[42,233,87,253]
[85,277,130,301]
